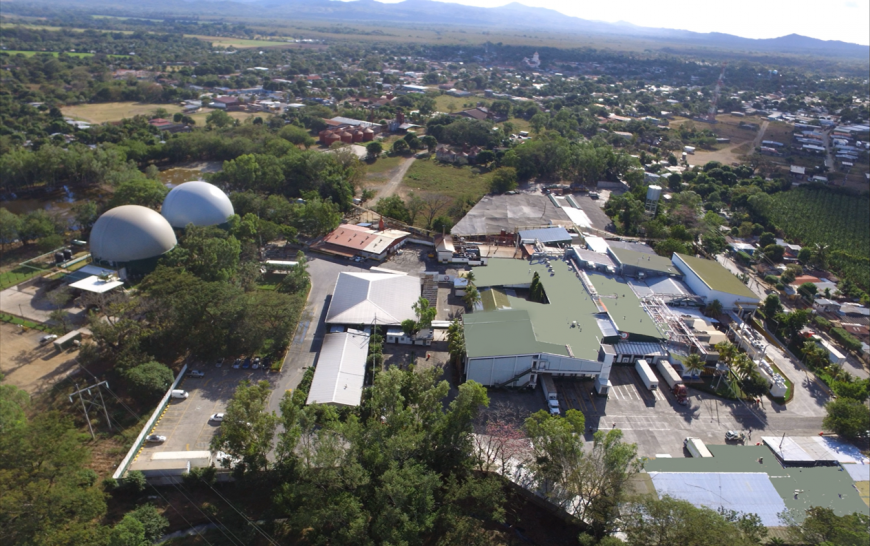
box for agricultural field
[187,108,265,126]
[401,158,492,201]
[769,187,870,289]
[184,35,295,48]
[62,102,183,123]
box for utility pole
[69,381,113,439]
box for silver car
[145,434,167,443]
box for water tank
[55,252,65,264]
[646,185,662,202]
[63,249,73,260]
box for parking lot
[131,365,274,464]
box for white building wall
[673,255,758,314]
[466,352,608,387]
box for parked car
[242,358,251,369]
[145,434,166,443]
[252,356,261,369]
[354,256,362,262]
[40,334,58,344]
[263,357,272,370]
[589,192,600,199]
[232,358,241,369]
[188,370,205,378]
[209,413,225,423]
[725,430,746,442]
[216,358,224,368]
[170,390,189,399]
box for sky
[369,0,870,46]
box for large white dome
[161,181,234,228]
[90,205,177,263]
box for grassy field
[187,108,264,126]
[0,23,134,34]
[184,35,295,48]
[62,102,184,123]
[402,158,492,201]
[434,94,479,113]
[365,155,405,177]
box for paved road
[371,157,415,205]
[268,253,362,415]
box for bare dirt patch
[0,322,79,393]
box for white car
[145,434,166,443]
[40,334,58,344]
[188,370,205,378]
[209,413,225,423]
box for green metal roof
[465,258,664,360]
[480,288,511,311]
[644,444,867,521]
[587,274,667,340]
[609,247,681,276]
[675,253,759,301]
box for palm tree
[732,353,757,380]
[447,319,465,364]
[463,284,481,310]
[714,341,737,366]
[705,299,723,318]
[683,354,705,378]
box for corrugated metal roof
[518,227,572,244]
[325,272,420,325]
[649,472,786,527]
[306,332,369,406]
[596,317,619,337]
[675,253,759,301]
[452,194,572,236]
[609,246,680,276]
[613,341,666,356]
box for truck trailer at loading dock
[540,375,561,415]
[635,359,659,390]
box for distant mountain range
[18,0,870,59]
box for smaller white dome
[161,181,234,228]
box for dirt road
[371,157,415,204]
[751,120,770,148]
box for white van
[170,390,189,399]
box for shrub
[813,316,831,330]
[831,379,869,402]
[127,504,169,543]
[102,477,119,491]
[764,274,779,285]
[122,470,147,494]
[123,361,174,400]
[831,328,863,352]
[291,368,316,407]
[735,251,752,265]
[823,397,870,439]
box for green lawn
[0,265,48,291]
[434,95,479,114]
[365,155,405,176]
[0,50,129,58]
[402,159,492,201]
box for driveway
[267,253,366,415]
[371,157,415,205]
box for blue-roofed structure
[518,227,573,246]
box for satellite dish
[620,332,629,339]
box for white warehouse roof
[90,205,177,263]
[306,332,369,406]
[325,272,420,325]
[161,181,234,228]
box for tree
[683,353,705,377]
[123,361,174,400]
[421,194,451,229]
[763,244,785,262]
[280,124,315,148]
[798,282,818,301]
[654,238,690,257]
[704,299,723,318]
[420,135,437,152]
[211,380,278,473]
[489,167,517,194]
[777,309,811,342]
[782,506,869,546]
[529,271,545,303]
[797,247,812,264]
[278,250,310,294]
[823,397,870,439]
[759,232,776,247]
[762,293,782,318]
[622,496,765,546]
[447,318,465,364]
[125,504,168,543]
[463,284,480,310]
[432,215,453,234]
[107,178,169,210]
[366,141,383,159]
[72,201,99,234]
[475,149,495,166]
[206,109,233,128]
[108,515,148,546]
[0,208,21,249]
[18,210,57,245]
[406,192,425,226]
[413,296,437,331]
[374,195,411,223]
[392,139,410,154]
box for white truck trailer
[540,375,561,415]
[684,437,714,458]
[635,359,659,391]
[656,360,688,404]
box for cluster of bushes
[830,327,863,352]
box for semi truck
[635,359,659,391]
[540,375,561,416]
[656,360,688,405]
[684,437,713,458]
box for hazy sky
[369,0,870,46]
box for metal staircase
[494,367,534,388]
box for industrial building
[89,205,177,276]
[672,253,760,316]
[462,257,667,394]
[325,271,421,326]
[451,194,573,238]
[306,331,370,407]
[314,223,409,261]
[161,181,234,229]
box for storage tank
[363,128,375,141]
[340,131,353,144]
[324,132,341,146]
[352,130,364,143]
[646,185,662,202]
